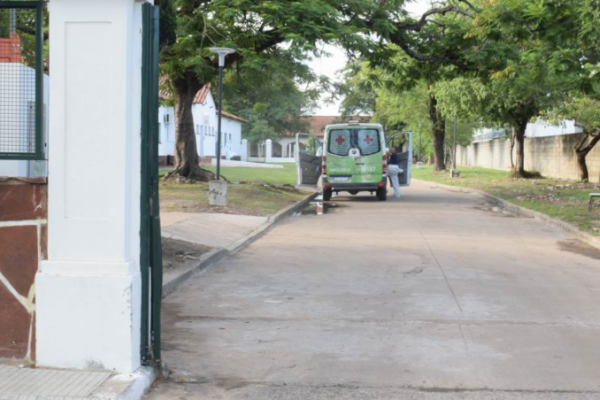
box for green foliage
[462,0,599,129]
[222,50,322,144]
[339,54,477,161]
[160,0,355,85]
[0,9,8,38]
[0,8,46,70]
[547,97,600,134]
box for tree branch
[394,39,471,69]
[455,0,480,13]
[396,5,475,31]
[580,128,600,154]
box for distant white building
[159,83,248,165]
[472,119,584,143]
[248,115,370,163]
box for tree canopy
[222,50,325,145]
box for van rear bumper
[324,179,386,192]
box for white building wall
[247,137,303,164]
[191,94,217,157]
[159,90,246,160]
[158,106,175,157]
[526,119,583,138]
[221,116,244,159]
[473,119,584,143]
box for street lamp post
[209,47,235,180]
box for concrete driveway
[146,180,600,400]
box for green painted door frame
[140,2,162,366]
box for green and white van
[296,122,412,201]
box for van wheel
[323,188,333,201]
[349,190,358,195]
[376,187,387,201]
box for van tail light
[382,155,388,175]
[321,156,327,175]
[378,182,386,188]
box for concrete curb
[415,179,600,251]
[90,366,156,400]
[162,191,318,298]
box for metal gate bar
[140,2,162,366]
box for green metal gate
[140,3,162,366]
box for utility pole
[209,47,235,180]
[208,47,235,207]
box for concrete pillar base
[209,180,228,207]
[36,261,141,373]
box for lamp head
[209,47,236,67]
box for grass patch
[160,163,297,186]
[159,180,306,216]
[413,166,600,236]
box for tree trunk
[575,131,600,182]
[428,94,446,171]
[166,75,217,181]
[577,151,589,182]
[512,120,528,178]
[509,127,516,169]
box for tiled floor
[0,365,111,400]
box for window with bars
[0,2,45,160]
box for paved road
[146,180,600,400]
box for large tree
[159,0,354,180]
[361,1,477,170]
[158,0,484,179]
[545,97,600,182]
[459,0,598,177]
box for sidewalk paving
[161,212,268,249]
[0,365,154,400]
[0,197,314,400]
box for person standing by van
[387,148,404,198]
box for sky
[307,0,433,116]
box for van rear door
[295,133,322,185]
[386,131,413,186]
[353,128,384,184]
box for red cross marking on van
[364,135,374,145]
[336,135,346,146]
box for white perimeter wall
[457,133,600,183]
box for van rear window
[356,129,380,155]
[328,129,380,156]
[328,130,352,156]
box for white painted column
[36,0,145,373]
[241,139,248,161]
[265,139,273,163]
